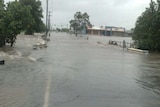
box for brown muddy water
[0,32,160,107]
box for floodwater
[0,32,160,107]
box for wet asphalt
[0,32,160,107]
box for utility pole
[46,0,49,38]
[48,11,52,31]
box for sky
[5,0,151,30]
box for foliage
[0,0,45,47]
[70,11,91,36]
[19,0,45,34]
[61,28,69,32]
[0,1,32,47]
[56,28,61,32]
[133,0,160,51]
[0,0,5,46]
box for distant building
[125,30,133,37]
[86,26,126,36]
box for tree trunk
[0,36,5,47]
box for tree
[70,12,91,36]
[19,0,45,34]
[0,1,32,47]
[133,0,160,51]
[0,0,5,46]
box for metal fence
[108,40,133,48]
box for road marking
[43,71,52,107]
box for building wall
[112,31,125,36]
[87,30,102,36]
[86,26,126,36]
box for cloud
[110,0,131,6]
[6,0,151,29]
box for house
[86,26,126,36]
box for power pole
[48,11,52,31]
[46,0,49,37]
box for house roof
[88,26,105,30]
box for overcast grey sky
[6,0,151,30]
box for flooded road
[0,32,160,107]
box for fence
[108,40,133,48]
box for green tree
[19,0,45,34]
[0,0,5,46]
[70,11,91,36]
[2,1,32,47]
[133,0,160,51]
